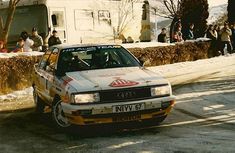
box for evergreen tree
[180,0,209,38]
[228,0,235,24]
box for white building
[0,0,151,47]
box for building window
[74,10,94,31]
[98,10,111,25]
[51,11,65,28]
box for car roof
[52,44,122,50]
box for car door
[35,50,52,102]
[36,48,59,103]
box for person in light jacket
[30,27,43,51]
[20,31,34,52]
[220,22,233,55]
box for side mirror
[140,60,144,66]
[46,65,55,72]
[34,63,39,68]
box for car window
[39,50,52,70]
[57,46,140,73]
[39,48,59,72]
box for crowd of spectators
[158,21,235,56]
[0,28,62,53]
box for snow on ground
[0,87,33,101]
[208,4,227,24]
[122,41,174,48]
[123,38,210,48]
[208,0,226,7]
[0,51,44,59]
[150,53,235,85]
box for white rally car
[33,44,175,128]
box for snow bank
[0,51,44,59]
[122,42,174,49]
[0,87,33,101]
[149,54,235,85]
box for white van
[0,0,151,48]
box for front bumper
[61,96,175,126]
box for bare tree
[153,0,182,42]
[115,0,138,42]
[0,0,21,44]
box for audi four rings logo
[116,91,137,99]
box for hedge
[0,56,41,95]
[0,40,211,95]
[128,41,211,66]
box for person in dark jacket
[184,23,195,40]
[231,23,235,51]
[214,25,221,55]
[206,25,217,41]
[158,28,167,43]
[48,30,62,47]
[206,25,218,57]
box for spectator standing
[20,31,34,52]
[214,25,221,55]
[220,22,233,55]
[30,27,43,51]
[0,41,8,53]
[48,30,62,47]
[158,28,167,43]
[184,23,195,40]
[206,25,217,40]
[12,38,24,53]
[231,23,235,51]
[173,26,183,43]
[206,25,218,57]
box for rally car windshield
[57,46,141,72]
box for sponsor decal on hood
[109,78,139,87]
[62,76,73,86]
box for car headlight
[73,93,100,104]
[151,85,171,97]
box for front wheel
[52,100,71,128]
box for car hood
[65,67,169,92]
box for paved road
[0,67,235,153]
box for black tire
[33,89,45,113]
[156,115,167,124]
[52,99,71,128]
